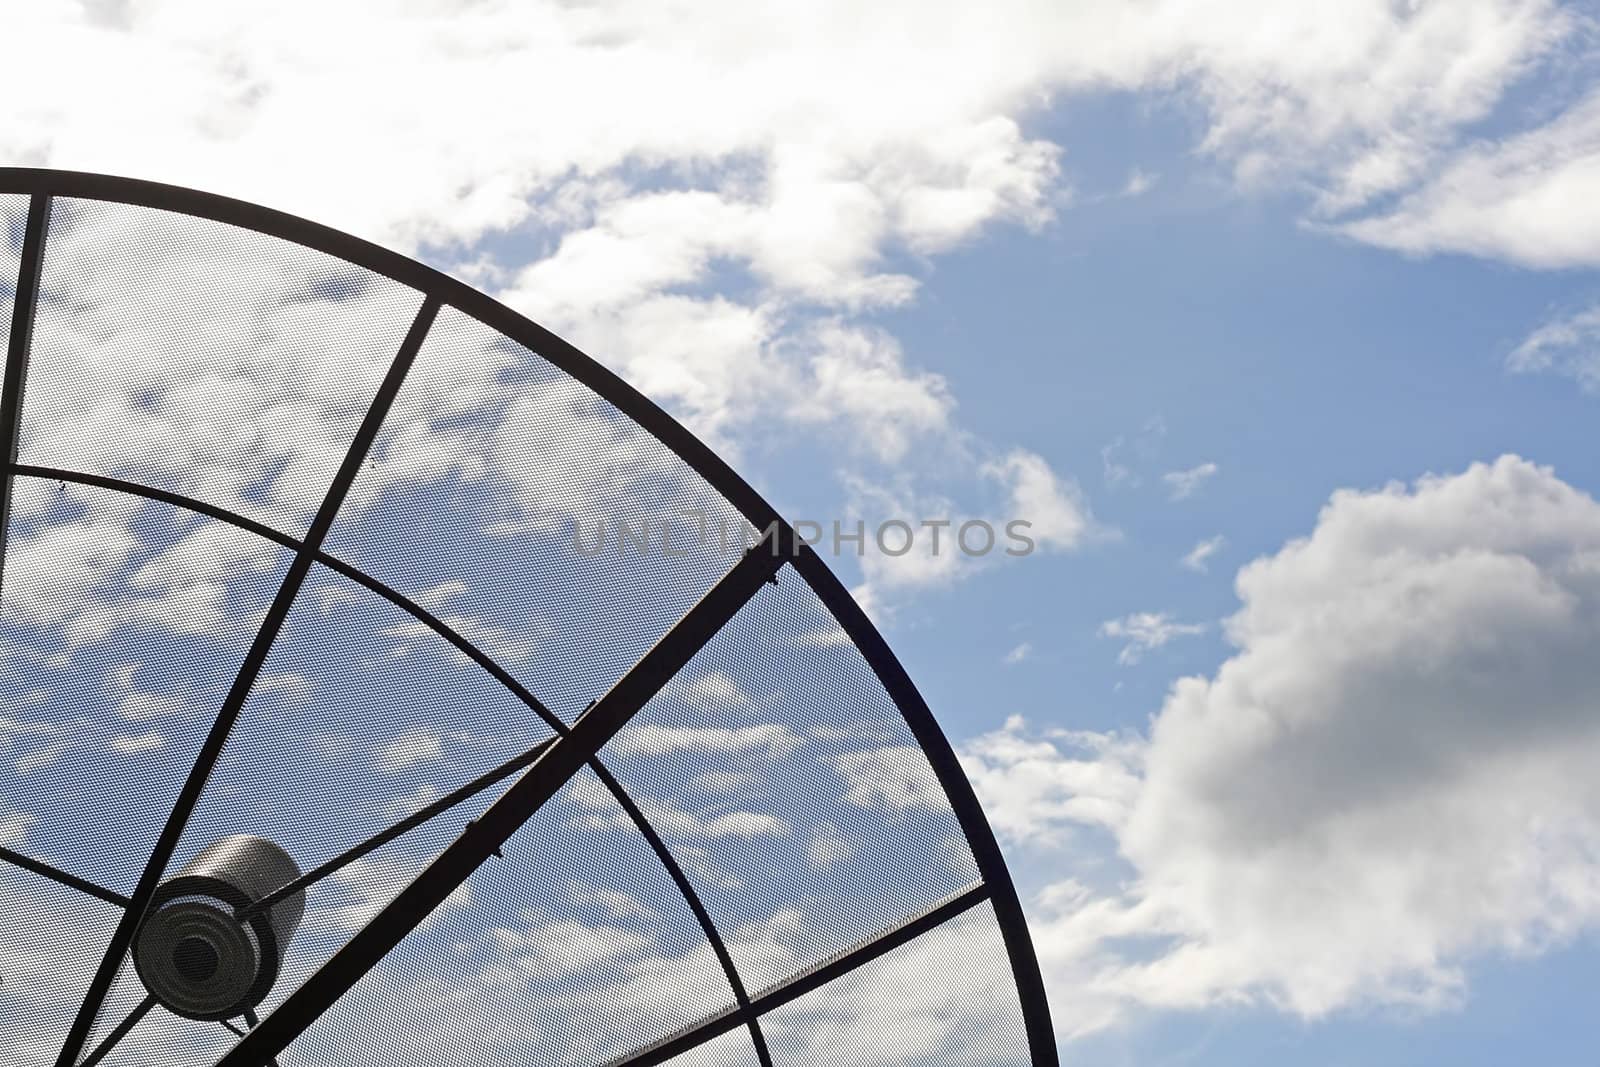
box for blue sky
[4,1,1600,1064]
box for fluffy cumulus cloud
[837,450,1096,611]
[1,0,1593,615]
[964,455,1600,1034]
[7,3,1600,1060]
[2,0,1580,254]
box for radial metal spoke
[587,758,776,1067]
[14,465,776,1065]
[599,882,993,1067]
[52,297,442,1067]
[0,846,130,909]
[791,543,1061,1066]
[0,164,1058,1067]
[0,193,50,605]
[76,996,155,1067]
[236,736,557,923]
[212,529,792,1066]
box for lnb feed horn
[131,835,305,1021]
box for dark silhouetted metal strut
[0,846,130,909]
[213,531,791,1065]
[16,464,779,1067]
[598,882,993,1067]
[0,193,49,605]
[1,168,1057,1067]
[52,297,442,1067]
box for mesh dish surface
[0,170,1051,1067]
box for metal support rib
[3,170,1055,1067]
[237,737,556,922]
[52,297,441,1067]
[75,996,155,1067]
[15,464,777,1065]
[0,846,130,908]
[790,544,1059,1067]
[588,760,776,1067]
[212,531,790,1067]
[0,193,49,605]
[599,883,993,1067]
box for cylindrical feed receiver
[132,835,305,1021]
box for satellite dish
[0,169,1057,1067]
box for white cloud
[412,579,471,611]
[835,745,945,811]
[0,816,125,1067]
[986,449,1094,551]
[382,783,443,819]
[0,0,1578,644]
[756,907,1029,1064]
[1180,534,1226,573]
[311,853,473,934]
[15,742,71,775]
[1340,83,1600,267]
[841,449,1095,611]
[1162,462,1219,501]
[0,713,57,739]
[285,882,1029,1067]
[4,0,1569,251]
[107,730,164,755]
[383,612,540,666]
[566,774,790,841]
[1100,417,1166,490]
[567,883,661,923]
[667,670,761,710]
[611,721,803,759]
[1508,301,1600,392]
[806,822,857,870]
[962,716,1143,845]
[1004,641,1034,665]
[785,322,955,462]
[375,728,444,774]
[968,455,1600,1036]
[0,809,31,849]
[1098,611,1207,665]
[1122,168,1158,198]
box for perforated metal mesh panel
[0,171,1053,1067]
[285,765,743,1067]
[20,198,423,537]
[325,305,750,721]
[655,1027,766,1067]
[597,573,982,990]
[0,880,121,1060]
[163,564,562,1013]
[760,904,1031,1067]
[0,480,292,893]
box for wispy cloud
[1004,641,1034,665]
[1508,302,1600,393]
[1099,611,1207,665]
[1100,416,1166,490]
[1339,83,1600,268]
[1162,462,1219,500]
[108,730,164,755]
[1180,534,1226,573]
[1122,168,1158,197]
